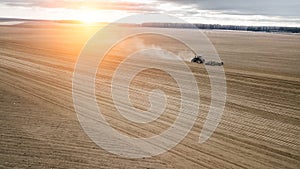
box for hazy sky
[0,0,299,26]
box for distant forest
[1,18,299,33]
[141,23,300,33]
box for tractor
[191,55,205,64]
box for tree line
[141,23,300,33]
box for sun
[80,17,98,24]
[77,8,99,24]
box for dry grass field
[0,22,299,169]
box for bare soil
[0,23,299,169]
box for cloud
[2,0,299,17]
[156,0,300,17]
[0,0,299,26]
[1,0,158,12]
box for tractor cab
[191,55,205,64]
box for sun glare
[77,8,99,24]
[80,17,98,24]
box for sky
[0,0,299,27]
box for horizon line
[0,17,299,29]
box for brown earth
[0,22,299,169]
